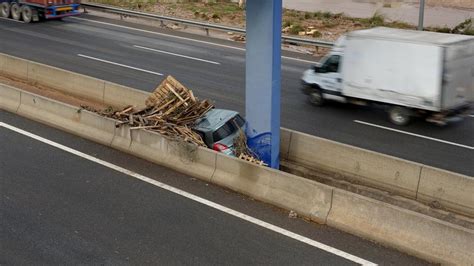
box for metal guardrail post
[418,0,425,31]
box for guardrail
[81,2,335,48]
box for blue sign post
[245,0,282,169]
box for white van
[301,27,474,125]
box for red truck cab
[0,0,81,23]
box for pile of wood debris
[109,75,213,147]
[87,75,267,167]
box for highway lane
[0,15,473,176]
[0,110,429,265]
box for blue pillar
[245,0,282,169]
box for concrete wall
[0,53,148,109]
[282,128,474,218]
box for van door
[318,55,342,95]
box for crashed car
[193,109,246,156]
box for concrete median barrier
[71,74,106,103]
[165,141,216,182]
[417,166,474,218]
[280,128,292,161]
[286,129,422,198]
[104,82,148,109]
[212,153,333,223]
[0,83,21,113]
[0,53,6,73]
[129,128,169,165]
[0,54,28,80]
[128,129,217,182]
[16,90,115,146]
[111,124,133,152]
[27,61,106,102]
[27,62,75,94]
[327,189,474,265]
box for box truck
[301,27,474,125]
[0,0,81,23]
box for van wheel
[0,2,10,18]
[309,89,325,106]
[389,106,411,126]
[21,5,32,23]
[10,3,21,20]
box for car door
[318,55,343,95]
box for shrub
[289,24,305,34]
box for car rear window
[212,115,245,142]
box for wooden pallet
[239,153,267,167]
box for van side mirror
[313,65,323,73]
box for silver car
[193,109,246,156]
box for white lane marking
[0,121,375,266]
[469,115,474,118]
[134,45,220,65]
[70,17,317,64]
[0,17,26,24]
[77,54,163,76]
[282,57,316,64]
[354,120,474,150]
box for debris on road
[86,75,267,166]
[289,210,298,219]
[239,153,267,166]
[234,130,267,166]
[108,75,214,147]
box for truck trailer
[301,27,474,125]
[0,0,81,23]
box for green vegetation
[313,11,334,19]
[355,12,385,27]
[289,24,305,35]
[282,20,293,28]
[428,19,474,36]
[452,19,474,35]
[312,30,322,38]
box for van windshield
[212,115,245,142]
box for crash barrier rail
[1,52,471,218]
[80,2,335,48]
[1,54,473,264]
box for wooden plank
[165,83,189,107]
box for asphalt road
[0,110,429,265]
[0,15,472,176]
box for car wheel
[389,106,411,126]
[309,89,325,106]
[10,3,21,20]
[0,2,10,18]
[21,5,33,23]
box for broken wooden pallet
[239,153,267,167]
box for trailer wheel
[309,89,325,106]
[389,106,411,126]
[21,5,33,23]
[10,3,21,21]
[0,2,10,18]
